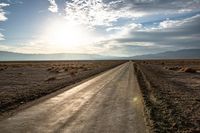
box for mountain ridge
[0,49,200,61]
[130,49,200,59]
[0,51,117,61]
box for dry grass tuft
[83,67,88,71]
[47,66,65,73]
[167,66,181,71]
[47,67,53,71]
[46,76,56,81]
[69,69,78,76]
[64,67,69,72]
[164,65,197,73]
[0,67,7,71]
[179,67,196,73]
[0,68,5,71]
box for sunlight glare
[43,20,92,49]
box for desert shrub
[64,67,69,72]
[11,64,21,68]
[0,66,7,71]
[168,66,181,71]
[69,69,77,76]
[47,67,53,71]
[179,67,196,73]
[163,66,168,69]
[46,76,56,81]
[79,66,84,69]
[83,67,88,71]
[48,67,62,73]
[58,69,65,73]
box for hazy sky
[0,0,200,56]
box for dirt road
[0,62,147,133]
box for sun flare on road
[43,20,93,49]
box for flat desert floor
[134,60,200,132]
[0,60,125,118]
[0,60,200,132]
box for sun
[43,19,92,49]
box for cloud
[130,16,199,45]
[63,0,200,29]
[106,23,143,38]
[106,0,200,13]
[0,12,7,21]
[10,14,199,56]
[93,14,200,56]
[64,0,145,28]
[0,2,9,41]
[0,3,9,7]
[0,3,10,21]
[2,0,200,56]
[48,0,200,29]
[0,33,5,40]
[4,0,23,4]
[0,40,66,54]
[48,0,58,13]
[1,38,101,54]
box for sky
[0,0,200,56]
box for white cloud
[0,33,5,40]
[0,12,7,21]
[2,0,199,56]
[0,44,13,51]
[64,0,145,28]
[178,9,192,13]
[6,40,102,54]
[90,14,200,56]
[119,23,142,33]
[2,14,200,56]
[158,14,200,29]
[159,19,183,29]
[0,40,66,54]
[107,23,142,32]
[6,0,23,4]
[48,0,58,13]
[0,3,10,7]
[0,3,9,41]
[0,3,10,21]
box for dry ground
[0,60,125,118]
[1,59,200,132]
[0,62,148,133]
[134,60,200,132]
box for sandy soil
[0,62,148,133]
[134,60,200,132]
[0,61,125,118]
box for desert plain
[0,60,200,132]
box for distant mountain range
[0,51,118,61]
[0,49,200,61]
[130,49,200,59]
